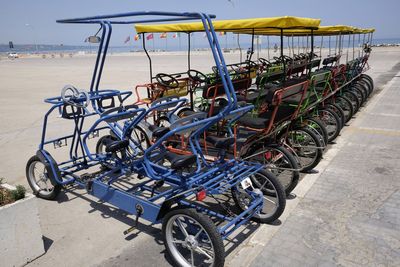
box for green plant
[10,185,26,201]
[0,179,26,206]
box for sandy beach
[1,46,400,267]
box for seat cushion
[165,152,197,170]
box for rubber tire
[303,117,329,148]
[242,144,300,195]
[162,208,225,267]
[317,108,341,143]
[232,169,287,223]
[26,155,62,200]
[360,74,374,94]
[356,81,370,99]
[342,90,360,114]
[286,127,323,172]
[335,96,354,124]
[325,103,345,128]
[353,84,367,105]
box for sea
[1,38,399,55]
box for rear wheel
[325,103,345,128]
[334,96,354,124]
[342,90,360,114]
[163,208,225,267]
[232,169,286,223]
[284,127,323,172]
[26,155,61,200]
[242,144,299,195]
[303,117,329,148]
[317,108,341,142]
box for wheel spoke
[194,229,204,239]
[196,247,213,260]
[172,239,185,244]
[190,249,195,267]
[263,196,277,205]
[175,218,189,237]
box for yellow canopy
[353,28,375,34]
[135,16,321,33]
[232,25,357,36]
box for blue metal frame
[35,11,267,244]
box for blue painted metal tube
[179,200,234,222]
[90,22,106,93]
[91,179,162,223]
[219,195,263,237]
[56,11,215,24]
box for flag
[160,32,167,39]
[146,33,154,40]
[172,33,177,39]
[124,36,131,44]
[134,34,141,41]
[219,32,226,36]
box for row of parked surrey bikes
[25,11,374,267]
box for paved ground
[0,48,399,267]
[248,65,400,266]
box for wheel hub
[185,235,198,249]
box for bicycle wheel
[303,117,329,148]
[242,144,300,195]
[325,103,345,128]
[316,108,341,143]
[232,169,286,223]
[342,90,360,114]
[163,208,224,267]
[336,96,354,123]
[26,155,62,200]
[285,127,323,172]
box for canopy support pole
[309,29,314,76]
[142,33,152,99]
[249,29,255,61]
[281,29,285,82]
[320,36,323,58]
[338,32,342,64]
[237,34,242,62]
[187,32,193,109]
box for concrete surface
[247,65,400,266]
[0,47,399,267]
[0,186,45,267]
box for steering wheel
[187,69,209,83]
[309,52,319,59]
[61,85,89,108]
[155,73,179,88]
[282,55,293,62]
[245,60,259,69]
[258,57,271,66]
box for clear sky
[0,0,398,45]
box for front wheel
[232,169,286,223]
[162,208,225,267]
[26,155,61,200]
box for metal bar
[95,22,112,92]
[56,11,216,24]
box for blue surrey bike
[25,11,286,267]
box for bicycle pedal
[123,226,136,235]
